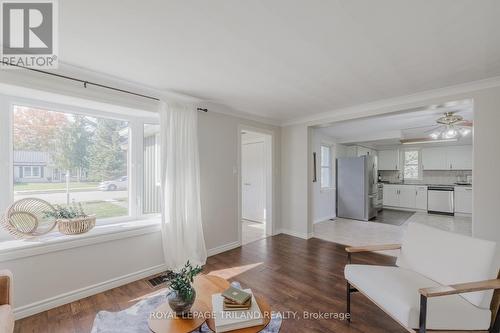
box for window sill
[0,217,161,263]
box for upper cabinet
[378,149,400,170]
[422,145,472,170]
[421,147,447,170]
[356,146,377,157]
[446,146,472,170]
[342,145,378,158]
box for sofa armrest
[0,270,12,306]
[345,244,401,253]
[419,278,500,298]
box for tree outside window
[404,150,420,180]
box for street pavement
[14,190,128,205]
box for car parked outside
[99,176,128,191]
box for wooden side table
[147,274,272,333]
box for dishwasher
[427,185,454,215]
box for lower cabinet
[455,187,472,214]
[383,185,427,210]
[398,186,416,209]
[415,186,428,210]
[383,185,399,207]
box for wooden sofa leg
[490,308,500,333]
[347,281,351,323]
[419,294,427,333]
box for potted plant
[44,201,96,235]
[166,261,203,316]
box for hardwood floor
[14,234,406,333]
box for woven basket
[57,215,96,235]
[0,198,57,239]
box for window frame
[22,165,41,178]
[403,148,422,181]
[320,144,334,190]
[5,96,160,228]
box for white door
[415,186,428,210]
[378,149,399,170]
[447,145,472,170]
[383,186,399,206]
[242,141,266,222]
[422,147,447,170]
[398,186,416,209]
[455,187,472,213]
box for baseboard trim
[313,216,336,224]
[14,241,244,319]
[14,264,167,320]
[276,228,313,240]
[207,241,241,257]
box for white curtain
[159,101,207,269]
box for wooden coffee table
[148,274,272,333]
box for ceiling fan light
[430,132,440,139]
[459,128,471,136]
[444,127,457,139]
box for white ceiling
[318,100,474,146]
[59,0,500,122]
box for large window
[403,150,420,180]
[13,105,130,220]
[320,144,333,189]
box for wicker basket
[1,198,57,239]
[57,215,96,235]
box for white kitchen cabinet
[447,145,472,170]
[383,185,399,207]
[422,145,472,170]
[355,146,377,157]
[398,185,416,209]
[378,149,400,170]
[415,186,428,210]
[422,147,447,170]
[455,186,472,214]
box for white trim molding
[283,76,500,126]
[276,228,314,240]
[0,219,161,263]
[207,241,241,257]
[14,264,167,319]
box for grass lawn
[14,182,99,191]
[80,200,128,219]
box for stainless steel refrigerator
[336,155,378,221]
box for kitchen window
[403,150,421,180]
[320,144,333,189]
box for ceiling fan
[400,111,473,144]
[426,112,472,139]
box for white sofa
[0,270,14,333]
[344,223,500,332]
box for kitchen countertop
[379,182,472,188]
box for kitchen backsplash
[379,170,472,185]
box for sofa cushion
[345,264,491,330]
[396,222,497,308]
[0,305,14,333]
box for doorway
[240,128,273,245]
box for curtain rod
[0,60,208,112]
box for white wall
[281,84,500,265]
[0,229,165,318]
[471,87,500,245]
[280,125,311,238]
[0,72,281,318]
[311,129,336,223]
[198,110,281,250]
